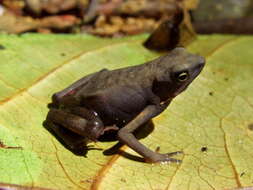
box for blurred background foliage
[0,0,252,36]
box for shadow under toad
[43,120,154,162]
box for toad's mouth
[171,84,188,98]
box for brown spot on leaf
[80,179,93,184]
[0,140,22,149]
[201,146,208,152]
[0,141,5,148]
[0,45,6,50]
[155,146,160,152]
[248,123,253,131]
[120,178,126,183]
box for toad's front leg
[117,104,183,163]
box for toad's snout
[198,56,205,67]
[194,55,205,71]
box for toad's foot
[146,151,183,164]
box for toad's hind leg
[45,120,87,151]
[46,108,104,143]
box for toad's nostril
[194,56,205,71]
[198,56,206,66]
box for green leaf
[0,34,252,190]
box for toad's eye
[176,72,188,82]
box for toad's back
[75,64,157,126]
[76,62,156,96]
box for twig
[194,17,253,34]
[0,140,22,149]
